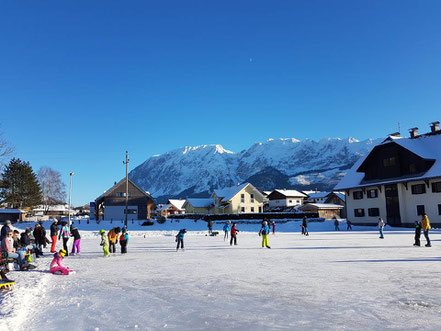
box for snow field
[2,224,441,330]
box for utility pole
[123,151,129,227]
[68,172,74,226]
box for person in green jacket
[99,229,110,256]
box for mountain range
[129,137,382,203]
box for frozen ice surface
[1,222,441,330]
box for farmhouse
[267,189,307,209]
[183,198,213,214]
[335,122,441,226]
[299,203,344,220]
[157,199,186,217]
[94,179,156,221]
[212,183,265,214]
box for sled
[0,281,15,291]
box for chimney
[389,132,400,137]
[430,121,440,133]
[409,127,418,139]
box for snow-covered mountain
[129,137,382,202]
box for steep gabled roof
[335,134,441,190]
[185,198,213,208]
[269,189,307,198]
[213,183,264,202]
[95,178,154,202]
[168,199,186,211]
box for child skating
[50,249,73,275]
[223,221,231,241]
[99,229,110,256]
[260,221,271,249]
[120,228,129,254]
[230,223,239,246]
[70,225,81,255]
[176,229,187,251]
[414,221,422,246]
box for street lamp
[68,172,74,226]
[123,151,129,227]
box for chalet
[94,179,156,220]
[299,203,344,219]
[0,209,26,223]
[183,198,213,214]
[267,189,307,209]
[303,191,331,203]
[325,192,346,218]
[33,204,73,217]
[212,183,265,214]
[335,122,441,226]
[157,199,186,217]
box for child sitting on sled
[50,249,73,275]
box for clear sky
[1,0,441,206]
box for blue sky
[1,0,441,206]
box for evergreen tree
[0,158,42,208]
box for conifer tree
[0,158,42,208]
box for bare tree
[0,126,13,170]
[37,166,67,214]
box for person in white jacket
[378,218,385,239]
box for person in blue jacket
[176,229,187,251]
[259,221,271,249]
[223,221,231,241]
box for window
[289,200,292,203]
[354,209,365,217]
[353,191,363,200]
[241,194,245,203]
[296,200,300,204]
[250,207,255,212]
[250,194,255,203]
[368,208,380,217]
[432,182,441,193]
[116,192,131,197]
[240,207,245,213]
[411,184,426,195]
[416,205,425,216]
[367,189,378,198]
[438,204,441,216]
[383,156,397,167]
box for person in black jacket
[70,224,81,255]
[33,223,47,257]
[50,220,59,253]
[302,217,309,236]
[414,221,422,246]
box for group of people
[99,226,129,256]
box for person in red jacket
[230,223,239,246]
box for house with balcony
[212,183,265,214]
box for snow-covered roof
[0,209,25,214]
[168,199,186,211]
[306,192,330,199]
[333,193,346,202]
[272,189,307,198]
[156,204,171,211]
[300,203,344,210]
[213,183,249,202]
[185,198,213,208]
[33,205,70,212]
[335,134,441,190]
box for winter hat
[5,220,11,225]
[59,249,67,257]
[99,229,105,234]
[263,221,267,225]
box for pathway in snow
[2,230,441,330]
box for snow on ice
[1,219,441,330]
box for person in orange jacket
[107,227,120,254]
[421,213,431,247]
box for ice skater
[413,221,421,246]
[302,216,309,236]
[334,218,340,231]
[70,225,81,255]
[59,221,71,256]
[260,221,271,249]
[99,229,110,256]
[223,221,231,241]
[421,213,431,247]
[346,220,352,230]
[272,221,276,235]
[207,220,213,235]
[120,228,129,254]
[108,227,120,253]
[176,229,186,251]
[230,223,239,246]
[50,249,73,275]
[378,217,385,239]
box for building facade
[335,123,441,226]
[267,189,306,208]
[212,183,265,214]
